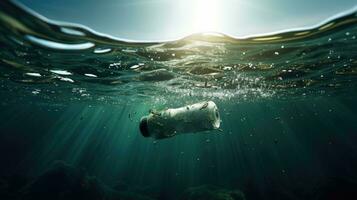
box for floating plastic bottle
[139,101,220,139]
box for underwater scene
[1,0,357,199]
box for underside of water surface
[0,1,357,200]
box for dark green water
[1,1,357,200]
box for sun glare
[191,0,222,33]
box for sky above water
[15,0,357,41]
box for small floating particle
[25,72,41,77]
[223,66,232,70]
[130,65,140,69]
[109,62,121,67]
[32,89,40,94]
[94,48,111,54]
[59,77,74,83]
[122,49,137,53]
[50,70,72,75]
[84,73,97,77]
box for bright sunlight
[191,0,222,33]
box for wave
[0,0,356,105]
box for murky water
[1,1,357,200]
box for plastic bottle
[139,101,220,139]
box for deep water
[1,1,357,200]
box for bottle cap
[139,117,150,137]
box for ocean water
[1,1,357,200]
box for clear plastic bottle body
[139,101,220,139]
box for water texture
[1,1,356,105]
